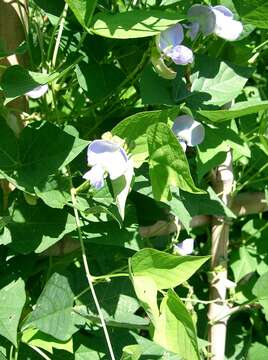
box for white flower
[172,115,205,151]
[157,24,194,65]
[188,4,243,41]
[176,238,194,255]
[83,140,132,190]
[26,84,49,99]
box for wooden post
[208,150,234,360]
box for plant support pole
[208,149,234,360]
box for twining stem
[28,345,51,360]
[51,2,68,68]
[208,149,234,360]
[68,172,116,360]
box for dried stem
[208,150,234,360]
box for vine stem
[28,345,51,360]
[208,149,234,360]
[68,174,116,360]
[51,2,68,68]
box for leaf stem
[68,170,116,360]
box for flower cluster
[154,4,243,73]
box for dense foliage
[1,0,268,359]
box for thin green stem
[28,345,51,360]
[68,170,116,360]
[52,2,68,68]
[94,273,129,280]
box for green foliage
[0,279,25,346]
[0,0,268,358]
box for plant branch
[68,171,116,360]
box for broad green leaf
[198,100,268,122]
[74,277,148,330]
[2,200,77,254]
[0,121,88,192]
[23,273,74,341]
[34,174,71,209]
[253,271,268,320]
[131,275,159,324]
[75,62,125,102]
[230,246,258,283]
[247,342,268,360]
[112,108,178,167]
[65,0,97,28]
[131,248,210,290]
[0,278,26,346]
[0,65,59,103]
[140,65,176,105]
[233,0,268,28]
[111,165,133,220]
[21,328,73,354]
[147,122,203,201]
[154,290,200,359]
[190,56,253,107]
[121,344,142,360]
[91,10,184,38]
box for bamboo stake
[208,149,234,360]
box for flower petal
[188,5,216,36]
[213,5,233,18]
[212,8,243,41]
[172,115,205,146]
[159,23,184,54]
[169,45,194,65]
[176,238,194,255]
[87,140,130,181]
[187,22,200,41]
[83,164,105,189]
[26,84,49,99]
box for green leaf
[75,62,125,102]
[0,65,59,103]
[147,122,203,201]
[34,174,71,209]
[233,0,268,28]
[112,108,178,167]
[154,290,200,359]
[198,100,268,122]
[65,0,97,28]
[23,273,74,341]
[131,275,159,324]
[247,342,268,360]
[253,271,268,320]
[0,121,88,192]
[190,56,253,107]
[3,200,77,254]
[121,344,142,360]
[111,165,133,220]
[0,278,26,346]
[230,246,258,283]
[91,10,184,38]
[21,328,73,354]
[140,65,176,105]
[130,248,210,290]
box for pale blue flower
[188,4,243,41]
[83,140,131,190]
[26,84,48,99]
[172,115,205,151]
[176,238,194,255]
[158,24,194,65]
